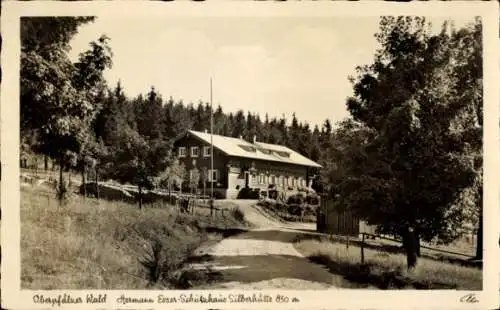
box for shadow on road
[178,253,343,289]
[204,227,249,238]
[203,226,319,244]
[230,229,319,243]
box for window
[208,169,219,182]
[259,174,264,184]
[271,175,276,185]
[279,176,284,186]
[191,146,199,157]
[298,177,303,187]
[178,147,186,158]
[203,146,211,157]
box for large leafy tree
[338,17,482,267]
[21,17,113,202]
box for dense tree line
[92,82,331,163]
[20,17,335,207]
[20,16,483,264]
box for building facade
[173,130,322,199]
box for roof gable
[184,130,322,168]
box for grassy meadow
[21,184,247,289]
[294,238,482,290]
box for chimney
[239,135,243,139]
[253,135,257,144]
[204,129,208,133]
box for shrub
[216,191,226,199]
[287,193,305,205]
[237,187,260,199]
[288,204,303,216]
[230,207,245,223]
[306,194,320,205]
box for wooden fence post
[361,233,365,264]
[346,235,350,250]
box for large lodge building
[173,130,322,199]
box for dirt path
[184,200,341,289]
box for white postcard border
[2,1,499,309]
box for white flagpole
[210,78,214,202]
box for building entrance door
[244,171,250,188]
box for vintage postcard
[1,1,499,309]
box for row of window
[179,146,211,158]
[255,174,306,187]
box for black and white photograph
[2,1,499,309]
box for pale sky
[69,16,473,128]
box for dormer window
[191,146,199,157]
[238,145,257,152]
[259,148,272,155]
[276,151,291,158]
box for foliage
[21,16,113,204]
[159,159,186,191]
[21,17,112,160]
[188,167,200,193]
[237,187,260,199]
[230,207,245,223]
[330,17,482,245]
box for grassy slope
[21,185,246,289]
[294,238,481,290]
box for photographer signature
[460,293,478,303]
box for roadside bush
[287,193,305,205]
[237,187,260,199]
[306,194,320,205]
[213,191,225,200]
[230,207,245,223]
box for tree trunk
[59,158,63,187]
[68,169,72,189]
[44,154,48,171]
[58,156,64,205]
[475,214,483,260]
[138,185,143,209]
[415,229,421,257]
[82,165,87,199]
[402,227,418,270]
[95,166,99,200]
[168,183,172,205]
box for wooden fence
[317,195,360,236]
